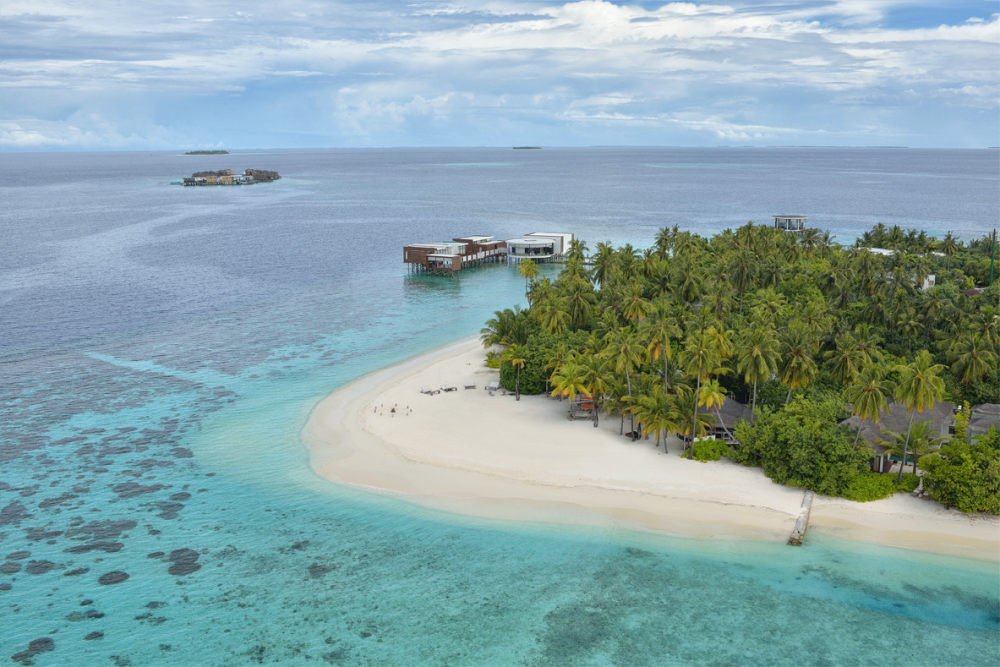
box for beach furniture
[485,380,500,392]
[420,386,440,395]
[464,379,476,389]
[441,384,458,392]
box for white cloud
[0,1,996,148]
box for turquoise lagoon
[1,148,998,665]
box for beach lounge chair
[485,380,500,392]
[420,386,439,395]
[441,384,458,392]
[464,379,476,389]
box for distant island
[512,146,541,150]
[180,168,280,186]
[185,150,229,155]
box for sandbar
[301,338,1000,562]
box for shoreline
[301,338,1000,563]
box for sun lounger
[464,379,476,389]
[441,384,458,392]
[485,380,500,391]
[420,386,439,395]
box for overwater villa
[404,232,572,273]
[506,233,574,263]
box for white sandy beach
[302,338,1000,562]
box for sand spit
[302,339,999,562]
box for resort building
[710,400,753,445]
[403,236,507,273]
[505,232,574,263]
[840,401,956,473]
[773,215,807,232]
[404,231,572,272]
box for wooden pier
[787,490,815,545]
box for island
[303,222,999,561]
[180,168,280,186]
[184,150,229,155]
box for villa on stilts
[404,232,573,274]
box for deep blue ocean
[1,148,997,665]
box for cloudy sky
[1,1,997,150]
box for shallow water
[1,148,997,665]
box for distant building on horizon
[774,215,807,232]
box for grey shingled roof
[969,404,1000,437]
[840,401,955,454]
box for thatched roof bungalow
[969,404,1000,438]
[840,401,955,472]
[709,399,753,444]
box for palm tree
[567,238,589,263]
[549,357,590,414]
[825,332,866,388]
[561,276,597,329]
[698,378,734,441]
[480,306,527,347]
[602,328,647,435]
[518,258,540,301]
[844,366,893,450]
[578,352,610,427]
[750,287,787,320]
[893,350,946,483]
[654,225,678,257]
[592,242,617,286]
[634,386,679,451]
[679,325,730,456]
[778,327,819,404]
[728,249,755,314]
[880,420,946,475]
[735,323,779,412]
[621,281,652,323]
[534,295,571,335]
[642,299,682,391]
[673,384,716,443]
[940,231,958,271]
[947,331,998,386]
[502,344,528,400]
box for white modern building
[505,232,573,263]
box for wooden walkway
[787,490,815,545]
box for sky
[1,1,998,150]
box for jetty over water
[404,232,573,273]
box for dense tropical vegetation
[481,223,999,512]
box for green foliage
[921,439,1000,514]
[732,397,871,496]
[689,438,728,462]
[973,425,1000,450]
[499,352,546,395]
[842,472,919,502]
[485,351,501,369]
[842,473,896,502]
[897,472,920,493]
[484,222,998,506]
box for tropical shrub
[732,397,871,496]
[689,439,728,462]
[842,472,919,502]
[922,439,1000,514]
